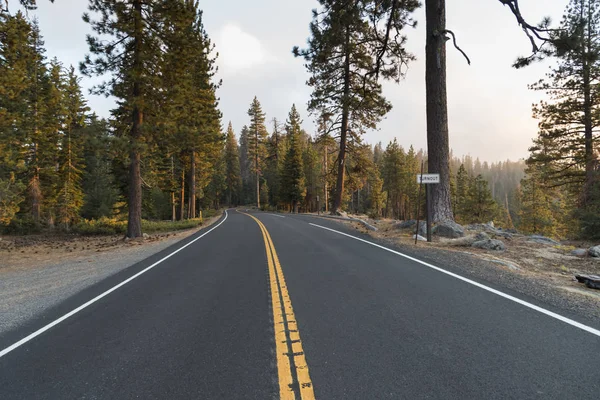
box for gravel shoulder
[0,212,223,336]
[308,215,600,324]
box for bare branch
[441,30,471,65]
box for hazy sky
[25,0,568,162]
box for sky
[23,0,568,163]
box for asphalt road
[1,209,599,399]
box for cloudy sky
[25,0,567,162]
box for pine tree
[519,172,558,236]
[224,122,242,207]
[454,164,469,223]
[246,97,268,208]
[81,115,118,219]
[264,118,284,207]
[294,0,419,214]
[0,12,31,224]
[381,139,404,219]
[239,125,252,204]
[56,66,88,229]
[281,105,305,212]
[81,0,164,238]
[467,174,498,223]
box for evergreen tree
[246,97,268,207]
[467,174,498,223]
[294,0,419,214]
[239,125,252,204]
[224,122,241,207]
[519,172,558,236]
[381,139,404,219]
[56,66,88,229]
[454,164,469,223]
[81,0,164,238]
[281,105,305,212]
[81,115,118,219]
[264,118,284,207]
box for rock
[142,233,149,239]
[575,274,600,289]
[444,235,477,247]
[571,248,588,257]
[475,231,490,241]
[589,245,600,258]
[417,221,428,237]
[332,210,348,218]
[395,220,426,236]
[527,235,559,245]
[395,220,417,229]
[472,239,506,251]
[433,221,465,238]
[412,234,427,242]
[488,221,495,228]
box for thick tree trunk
[188,150,196,218]
[425,0,454,222]
[583,6,595,205]
[126,0,144,238]
[332,27,351,214]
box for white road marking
[309,222,600,338]
[0,211,229,359]
[268,213,285,218]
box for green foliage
[281,105,306,210]
[247,96,269,206]
[224,122,242,206]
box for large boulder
[527,235,559,245]
[472,239,506,251]
[589,245,600,258]
[433,221,465,238]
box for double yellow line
[239,211,315,400]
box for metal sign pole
[426,185,432,242]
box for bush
[73,217,127,235]
[1,215,42,235]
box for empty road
[1,210,599,399]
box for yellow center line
[239,211,315,400]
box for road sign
[417,174,440,184]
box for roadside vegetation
[0,0,599,243]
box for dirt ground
[0,212,224,272]
[335,216,600,303]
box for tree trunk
[171,191,176,222]
[324,144,328,212]
[180,167,185,221]
[583,4,594,205]
[332,26,351,214]
[126,0,144,239]
[255,128,260,209]
[188,150,196,218]
[425,0,454,222]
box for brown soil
[0,212,223,272]
[335,217,600,302]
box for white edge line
[0,210,229,359]
[309,222,600,338]
[268,213,285,218]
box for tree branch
[441,29,471,65]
